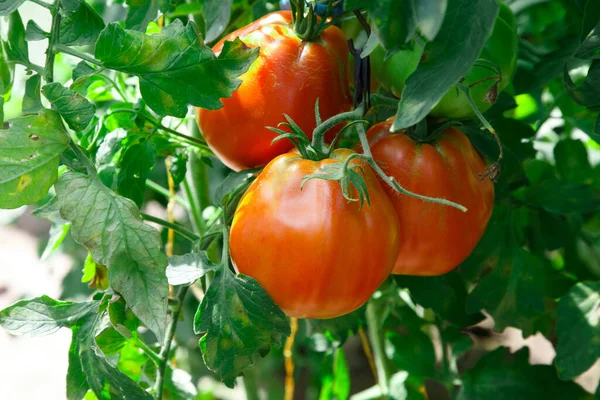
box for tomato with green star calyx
[229,148,400,319]
[369,2,517,119]
[196,11,352,171]
[366,118,494,276]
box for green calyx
[291,0,335,41]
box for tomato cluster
[196,7,504,319]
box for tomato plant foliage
[1,0,600,399]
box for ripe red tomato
[229,149,400,318]
[196,11,352,171]
[366,119,494,276]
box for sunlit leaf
[42,82,96,131]
[194,268,290,387]
[95,20,259,117]
[55,171,169,340]
[0,110,70,209]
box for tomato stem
[457,83,503,182]
[311,103,365,155]
[355,122,468,212]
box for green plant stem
[242,366,260,400]
[108,109,211,151]
[146,180,190,209]
[366,301,393,396]
[68,141,97,175]
[354,123,468,212]
[154,285,189,400]
[29,0,52,9]
[54,44,102,66]
[311,105,364,155]
[183,179,204,234]
[136,337,162,366]
[18,61,45,75]
[44,0,62,83]
[184,121,211,234]
[140,212,200,241]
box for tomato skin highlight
[229,149,400,319]
[196,11,352,171]
[366,119,494,276]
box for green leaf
[59,0,106,46]
[166,251,220,285]
[67,328,89,400]
[25,19,48,41]
[41,222,70,260]
[4,10,29,64]
[194,268,290,387]
[319,348,351,400]
[199,0,233,42]
[0,295,98,336]
[394,272,485,327]
[308,305,365,346]
[576,20,600,59]
[126,0,159,31]
[72,61,97,81]
[117,140,156,207]
[392,0,498,130]
[169,151,188,185]
[555,281,600,380]
[94,21,260,117]
[125,0,175,32]
[0,110,70,209]
[74,313,154,400]
[55,171,169,340]
[554,138,594,184]
[414,0,447,41]
[458,348,592,400]
[0,0,25,16]
[22,73,43,113]
[386,308,436,379]
[525,179,600,215]
[42,82,96,131]
[564,61,600,108]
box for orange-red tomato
[366,119,494,276]
[196,11,352,171]
[229,149,400,318]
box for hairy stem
[44,0,62,83]
[366,301,393,395]
[154,285,189,400]
[146,180,190,209]
[140,212,200,242]
[355,123,468,211]
[54,44,102,66]
[243,366,261,400]
[311,105,364,155]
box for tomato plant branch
[44,0,62,83]
[355,123,468,212]
[457,83,503,182]
[140,212,200,241]
[366,301,394,396]
[146,180,190,209]
[311,104,365,155]
[154,285,189,400]
[108,109,211,151]
[54,44,102,66]
[242,366,260,400]
[135,337,162,366]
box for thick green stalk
[366,301,394,396]
[44,0,61,84]
[154,286,189,400]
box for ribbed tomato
[229,149,400,318]
[196,11,352,171]
[367,119,494,276]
